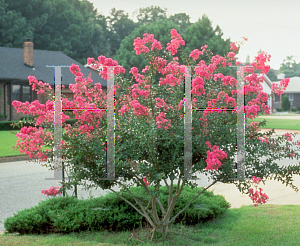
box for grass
[0,130,49,157]
[1,204,300,245]
[270,113,299,116]
[0,130,23,157]
[248,117,300,130]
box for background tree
[3,0,111,64]
[280,55,300,78]
[183,15,231,59]
[282,94,291,111]
[107,8,138,57]
[168,13,192,34]
[0,0,33,47]
[134,5,167,25]
[267,68,279,81]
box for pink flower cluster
[28,75,52,94]
[156,112,172,130]
[251,52,271,74]
[155,97,168,110]
[189,45,208,61]
[150,57,167,74]
[191,76,205,96]
[189,49,203,61]
[129,67,149,86]
[131,84,149,99]
[205,141,227,171]
[248,176,269,207]
[159,57,185,86]
[166,29,185,55]
[271,78,290,95]
[143,174,150,186]
[129,100,150,116]
[133,33,163,55]
[41,186,61,196]
[283,133,293,142]
[15,126,51,161]
[85,56,125,80]
[256,135,269,144]
[230,42,238,51]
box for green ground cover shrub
[4,185,230,235]
[276,107,284,112]
[282,95,291,111]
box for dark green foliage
[291,107,299,112]
[4,186,230,234]
[135,6,167,25]
[282,95,291,111]
[276,108,284,112]
[0,121,20,130]
[107,8,138,57]
[2,0,111,63]
[183,15,231,63]
[267,68,279,81]
[0,113,7,120]
[280,56,300,78]
[0,0,33,47]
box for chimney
[24,38,34,67]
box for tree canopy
[2,0,111,64]
[280,56,300,78]
[1,2,231,68]
[183,15,231,60]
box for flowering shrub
[41,186,61,197]
[248,176,269,207]
[11,29,300,238]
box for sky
[89,0,300,70]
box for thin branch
[108,188,144,217]
[155,196,166,216]
[168,180,218,224]
[168,179,174,208]
[109,188,156,229]
[163,178,169,190]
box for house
[0,39,107,121]
[272,76,300,110]
[262,74,274,113]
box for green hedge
[276,107,285,112]
[0,121,22,130]
[291,107,299,112]
[4,185,230,234]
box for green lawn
[248,117,300,130]
[0,130,23,157]
[1,204,300,245]
[0,130,49,157]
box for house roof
[0,47,106,87]
[264,74,272,88]
[273,76,300,93]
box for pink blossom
[189,49,202,61]
[166,29,185,55]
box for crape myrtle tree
[12,29,300,238]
